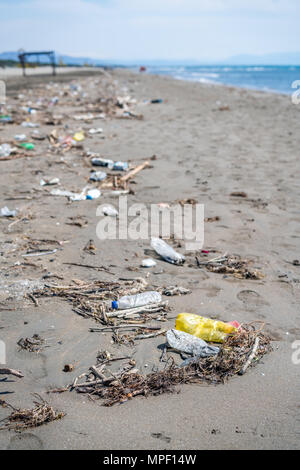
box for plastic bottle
[175,313,237,343]
[151,237,185,265]
[112,161,128,171]
[112,291,162,310]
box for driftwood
[120,161,149,183]
[238,337,260,375]
[0,368,24,378]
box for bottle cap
[111,300,118,309]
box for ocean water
[142,65,300,95]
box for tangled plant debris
[0,395,65,431]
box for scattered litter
[0,395,65,430]
[166,329,220,358]
[141,258,157,268]
[100,205,118,217]
[176,313,238,343]
[151,237,185,265]
[112,291,162,310]
[89,171,107,182]
[0,206,17,217]
[40,177,60,186]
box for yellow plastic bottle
[73,131,85,142]
[175,313,237,343]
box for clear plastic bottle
[112,291,162,310]
[151,237,185,265]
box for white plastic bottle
[112,291,162,310]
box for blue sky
[0,0,299,60]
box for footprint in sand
[237,290,268,308]
[151,432,171,443]
[7,433,44,450]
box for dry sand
[0,68,299,450]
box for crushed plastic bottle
[0,206,17,217]
[175,313,238,343]
[151,237,185,265]
[166,329,220,357]
[112,291,162,310]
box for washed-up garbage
[21,121,39,128]
[19,142,35,150]
[151,237,185,265]
[166,329,219,357]
[0,206,17,217]
[40,177,60,186]
[141,258,157,268]
[0,114,12,123]
[86,188,101,200]
[0,144,12,157]
[14,134,27,142]
[151,99,163,104]
[100,205,118,217]
[176,313,237,343]
[73,131,85,142]
[162,286,191,296]
[89,171,107,182]
[51,187,101,201]
[112,291,162,310]
[89,128,103,135]
[91,157,114,168]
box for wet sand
[0,68,299,449]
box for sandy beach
[0,68,299,450]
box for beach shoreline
[0,68,299,450]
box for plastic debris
[176,313,238,343]
[100,205,118,216]
[166,329,220,357]
[151,237,185,265]
[40,177,60,186]
[112,291,162,310]
[19,142,35,150]
[0,144,12,158]
[141,258,157,268]
[91,157,114,168]
[0,206,17,217]
[89,171,107,182]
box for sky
[0,0,300,61]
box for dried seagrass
[72,324,272,406]
[0,394,65,431]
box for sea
[139,65,300,95]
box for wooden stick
[134,329,167,340]
[239,337,260,376]
[120,161,149,183]
[0,368,24,378]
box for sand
[0,68,299,450]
